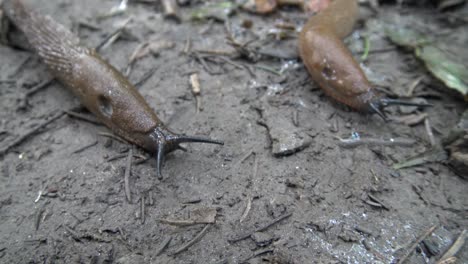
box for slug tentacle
[368,98,433,121]
[151,127,224,179]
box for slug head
[150,126,224,179]
[368,98,433,121]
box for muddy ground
[0,0,467,263]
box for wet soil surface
[0,1,467,263]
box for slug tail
[2,0,85,74]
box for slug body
[2,0,223,177]
[299,0,428,118]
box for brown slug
[2,0,223,178]
[299,0,430,120]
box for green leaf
[384,25,429,48]
[416,46,468,96]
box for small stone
[251,232,274,247]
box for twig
[66,110,101,125]
[190,73,202,113]
[240,154,258,222]
[71,140,98,154]
[134,66,158,88]
[367,193,390,210]
[156,236,172,256]
[18,78,55,109]
[192,52,223,75]
[124,147,133,202]
[292,109,299,127]
[192,49,234,56]
[438,230,466,262]
[140,194,145,224]
[406,76,424,97]
[170,224,212,255]
[96,18,132,52]
[234,149,254,167]
[0,111,65,156]
[98,132,128,144]
[97,0,128,19]
[436,257,457,264]
[424,117,436,146]
[239,197,252,223]
[240,249,274,263]
[396,225,438,264]
[228,212,293,243]
[106,153,146,162]
[336,136,415,148]
[162,0,180,21]
[254,65,281,76]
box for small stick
[192,49,234,56]
[0,111,65,156]
[148,191,154,206]
[239,249,274,263]
[215,56,244,70]
[96,18,132,52]
[367,193,390,210]
[99,0,129,19]
[255,65,281,76]
[162,0,180,21]
[106,153,146,162]
[140,194,145,224]
[182,37,192,54]
[170,224,212,255]
[424,117,436,146]
[63,225,82,242]
[239,196,252,223]
[98,132,128,144]
[336,136,415,148]
[228,212,293,243]
[65,111,101,125]
[8,55,32,78]
[159,219,210,227]
[397,225,437,264]
[406,76,424,97]
[292,109,299,127]
[240,153,258,222]
[24,78,54,97]
[436,257,457,264]
[193,53,222,75]
[71,140,98,154]
[124,147,133,203]
[18,78,55,109]
[134,66,158,88]
[156,236,172,256]
[438,230,466,262]
[190,73,202,113]
[234,149,254,167]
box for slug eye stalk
[153,128,224,179]
[369,98,433,121]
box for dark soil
[0,0,467,263]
